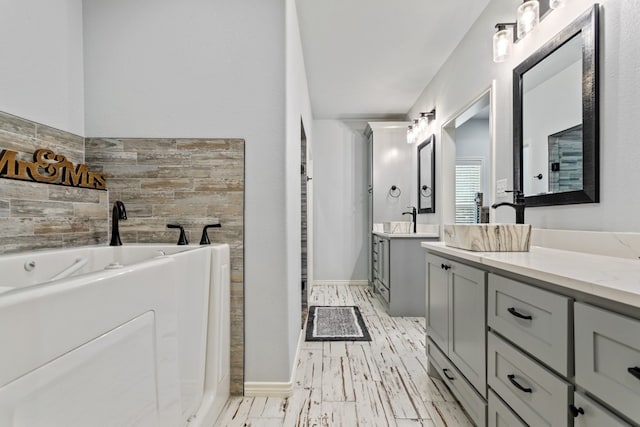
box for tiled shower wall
[85,137,245,395]
[0,112,108,253]
[0,111,245,395]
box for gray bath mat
[305,306,371,341]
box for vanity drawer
[488,390,526,427]
[427,338,487,427]
[573,392,631,427]
[375,280,390,305]
[488,331,571,427]
[488,273,571,376]
[574,302,640,423]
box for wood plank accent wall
[0,112,108,253]
[85,137,245,395]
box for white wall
[285,0,313,375]
[409,0,640,232]
[0,0,85,135]
[83,0,311,383]
[313,120,368,281]
[371,123,415,224]
[456,119,491,198]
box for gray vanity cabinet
[425,246,640,427]
[372,234,426,316]
[426,253,487,397]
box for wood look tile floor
[214,285,473,427]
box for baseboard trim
[244,330,303,397]
[313,280,369,286]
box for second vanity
[371,225,439,316]
[422,242,640,427]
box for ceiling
[296,0,491,120]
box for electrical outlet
[496,178,508,197]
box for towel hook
[389,185,401,198]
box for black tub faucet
[109,201,127,246]
[167,224,189,245]
[491,190,526,224]
[200,223,222,245]
[402,206,417,233]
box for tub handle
[167,224,189,245]
[200,223,222,245]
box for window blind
[456,162,482,224]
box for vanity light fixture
[493,23,516,63]
[406,125,415,144]
[517,0,540,39]
[548,0,566,9]
[413,119,420,141]
[408,109,436,143]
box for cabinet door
[573,392,631,427]
[575,302,640,423]
[425,254,449,352]
[449,260,487,396]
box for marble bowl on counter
[443,224,531,252]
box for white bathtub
[0,244,230,427]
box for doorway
[300,120,308,327]
[441,85,495,225]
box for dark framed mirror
[418,134,435,213]
[513,4,599,207]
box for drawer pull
[569,404,584,418]
[442,368,455,381]
[628,366,640,380]
[507,374,532,393]
[441,263,451,270]
[508,307,532,320]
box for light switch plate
[496,178,508,197]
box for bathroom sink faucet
[109,201,127,246]
[491,190,526,224]
[402,206,417,233]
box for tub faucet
[167,224,189,245]
[109,201,127,246]
[200,223,222,245]
[491,190,526,224]
[402,206,417,233]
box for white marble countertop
[374,231,440,239]
[421,241,640,309]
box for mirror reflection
[522,35,582,196]
[418,135,435,213]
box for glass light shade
[493,27,513,63]
[517,0,539,39]
[549,0,566,9]
[407,126,414,144]
[418,114,428,133]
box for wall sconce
[407,109,436,144]
[517,0,540,39]
[406,125,415,144]
[493,0,567,63]
[493,23,516,63]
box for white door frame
[439,82,497,225]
